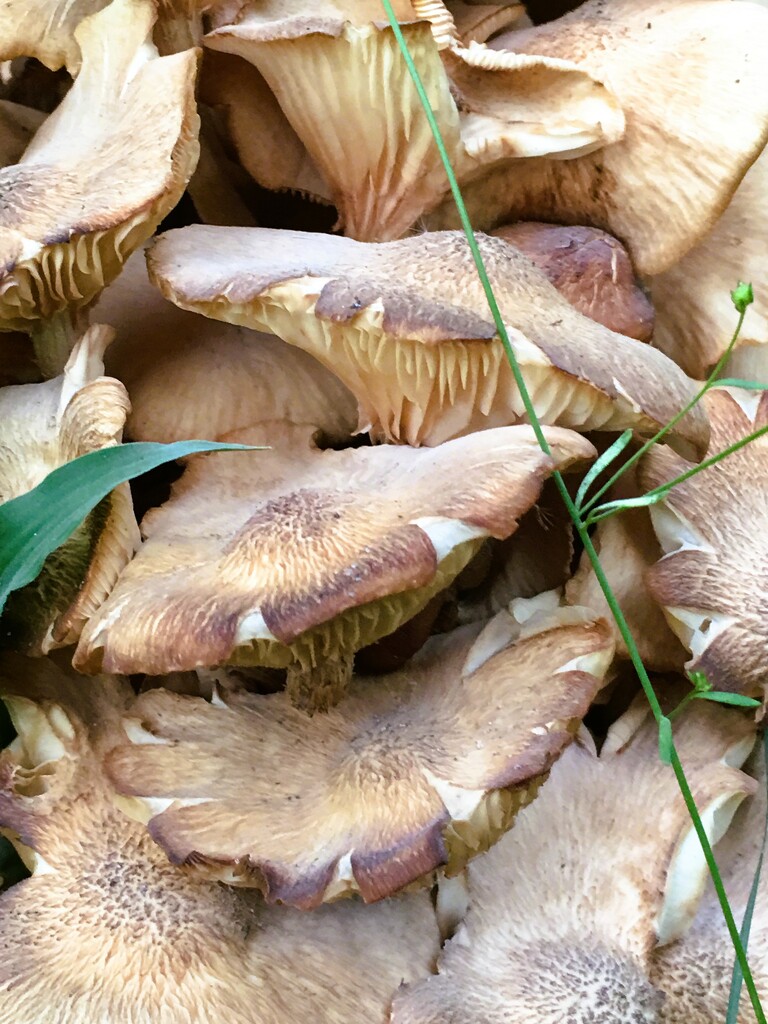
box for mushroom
[105,600,614,906]
[390,692,757,1023]
[492,222,655,341]
[565,473,687,673]
[0,325,139,655]
[95,250,357,444]
[74,421,595,709]
[648,149,768,379]
[147,226,708,454]
[428,0,768,276]
[651,749,768,1023]
[0,0,199,375]
[203,0,622,240]
[0,0,108,72]
[447,2,525,45]
[0,654,441,1023]
[0,100,44,167]
[640,388,768,696]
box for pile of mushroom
[2,0,768,1019]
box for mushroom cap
[430,0,768,275]
[74,421,594,677]
[0,0,108,72]
[648,148,768,379]
[0,656,440,1023]
[565,474,686,673]
[391,694,757,1023]
[447,2,525,45]
[96,250,357,443]
[148,226,708,454]
[640,388,768,695]
[493,222,655,341]
[0,326,139,653]
[105,602,614,906]
[0,0,199,332]
[651,751,768,1023]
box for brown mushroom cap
[391,695,756,1023]
[96,250,357,444]
[493,222,655,341]
[648,149,768,379]
[0,0,199,333]
[106,603,614,907]
[0,326,139,654]
[428,0,768,276]
[74,421,594,702]
[0,656,440,1023]
[640,388,768,696]
[148,226,708,455]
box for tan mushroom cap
[0,101,44,168]
[0,657,440,1024]
[428,0,768,276]
[391,695,757,1023]
[447,2,525,45]
[106,602,614,907]
[493,222,655,341]
[640,388,768,696]
[96,250,357,443]
[204,1,621,240]
[0,0,108,72]
[651,752,768,1023]
[565,474,686,673]
[74,421,594,707]
[649,149,768,379]
[0,326,139,654]
[148,226,708,454]
[0,0,199,333]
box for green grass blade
[575,429,632,511]
[726,730,768,1024]
[380,5,766,1020]
[0,440,259,614]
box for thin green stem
[581,305,748,515]
[381,4,765,1020]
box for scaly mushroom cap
[651,752,768,1023]
[649,149,768,379]
[0,656,440,1024]
[106,602,614,907]
[0,326,139,654]
[493,222,655,341]
[97,250,357,443]
[204,0,622,240]
[640,389,768,695]
[74,421,594,708]
[148,227,708,454]
[429,0,768,276]
[565,475,686,672]
[391,695,757,1023]
[0,0,199,332]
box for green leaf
[658,716,674,765]
[0,441,259,615]
[575,429,633,511]
[697,692,762,709]
[731,281,755,314]
[710,379,768,392]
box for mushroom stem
[286,652,354,713]
[30,308,82,379]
